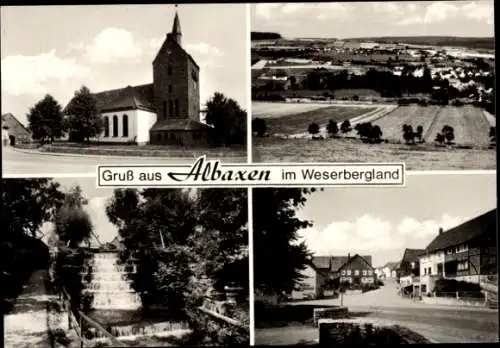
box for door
[9,135,15,146]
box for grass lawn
[252,137,496,170]
[33,143,247,161]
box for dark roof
[314,254,373,272]
[92,84,155,113]
[312,256,331,269]
[401,248,425,263]
[150,119,212,131]
[425,209,497,253]
[153,34,199,70]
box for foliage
[253,188,317,295]
[441,125,455,144]
[433,278,481,294]
[326,120,339,137]
[307,122,320,136]
[27,94,64,143]
[64,86,102,143]
[355,122,383,143]
[205,92,246,146]
[252,118,267,137]
[54,185,93,248]
[340,120,352,133]
[402,124,416,144]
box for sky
[1,4,248,126]
[295,173,497,267]
[252,1,494,39]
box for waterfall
[85,252,142,310]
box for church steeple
[171,6,182,47]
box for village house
[2,113,32,146]
[380,261,400,279]
[418,209,497,296]
[398,248,426,296]
[64,10,212,146]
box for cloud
[299,214,465,257]
[84,27,142,63]
[185,42,224,58]
[254,2,352,21]
[1,49,89,96]
[396,1,493,26]
[372,2,403,15]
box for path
[4,269,53,348]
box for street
[256,279,499,344]
[2,147,243,176]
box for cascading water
[84,252,141,310]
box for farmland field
[375,106,441,141]
[253,102,375,135]
[252,137,496,170]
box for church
[72,9,212,146]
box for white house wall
[419,252,445,276]
[136,109,158,145]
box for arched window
[175,99,179,118]
[113,115,118,137]
[103,116,109,137]
[169,101,173,119]
[122,114,129,137]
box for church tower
[171,11,182,47]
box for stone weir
[81,250,141,310]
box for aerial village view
[250,2,495,169]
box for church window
[175,99,179,118]
[168,65,173,75]
[103,116,109,137]
[170,133,175,140]
[191,69,198,82]
[168,85,172,93]
[112,115,118,137]
[169,101,173,118]
[122,114,129,137]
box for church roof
[150,119,213,131]
[93,84,155,113]
[153,34,199,70]
[172,12,181,36]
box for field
[252,102,375,135]
[374,105,493,146]
[252,137,496,170]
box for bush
[451,99,464,106]
[418,99,428,106]
[398,98,410,106]
[433,278,481,294]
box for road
[256,280,499,344]
[2,147,231,176]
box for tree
[308,122,320,139]
[205,92,246,146]
[253,188,316,296]
[64,86,102,143]
[326,120,339,138]
[252,118,267,137]
[54,185,93,248]
[489,126,496,140]
[435,133,445,144]
[371,125,383,142]
[340,120,352,134]
[442,125,455,144]
[415,125,424,143]
[27,94,64,143]
[403,124,416,144]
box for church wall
[136,109,157,145]
[149,128,212,146]
[153,41,190,121]
[187,59,201,121]
[91,110,138,143]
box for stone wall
[313,307,348,327]
[421,295,486,308]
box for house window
[346,270,351,276]
[362,270,367,276]
[411,262,415,268]
[428,267,431,275]
[367,270,372,276]
[354,270,359,276]
[168,65,172,75]
[112,115,118,137]
[122,114,128,137]
[341,270,346,276]
[168,85,172,93]
[175,99,179,118]
[103,116,109,137]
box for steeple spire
[171,5,182,47]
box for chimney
[438,227,444,235]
